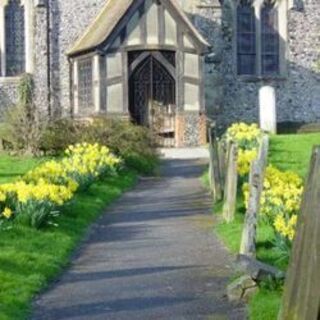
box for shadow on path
[32,159,246,320]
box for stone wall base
[175,112,207,147]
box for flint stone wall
[49,0,107,116]
[191,0,320,131]
[0,0,319,134]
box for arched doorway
[129,51,176,147]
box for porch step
[159,147,209,160]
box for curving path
[32,157,246,320]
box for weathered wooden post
[208,123,223,202]
[222,141,238,223]
[279,146,320,320]
[240,135,269,257]
[218,139,227,187]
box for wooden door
[129,51,176,147]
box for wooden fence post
[279,146,320,320]
[208,124,223,202]
[240,135,269,257]
[222,141,238,223]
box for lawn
[269,133,320,177]
[0,154,46,184]
[0,154,137,320]
[211,132,320,320]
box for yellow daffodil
[2,207,13,219]
[0,143,122,225]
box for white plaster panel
[146,2,159,44]
[106,53,122,78]
[127,12,141,46]
[184,53,199,78]
[183,35,195,49]
[184,83,200,111]
[164,10,177,45]
[107,83,123,113]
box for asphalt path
[32,159,246,320]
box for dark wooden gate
[129,51,176,147]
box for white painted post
[259,85,277,134]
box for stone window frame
[0,0,33,82]
[233,0,288,81]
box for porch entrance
[129,51,176,147]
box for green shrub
[39,118,82,155]
[82,117,158,174]
[0,74,45,155]
[40,117,159,174]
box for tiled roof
[67,0,210,56]
[67,0,133,56]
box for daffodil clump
[237,149,258,177]
[64,143,121,190]
[226,122,262,150]
[0,143,121,228]
[225,123,262,176]
[243,165,303,242]
[26,143,121,191]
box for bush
[40,117,158,174]
[39,118,82,155]
[0,74,45,155]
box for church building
[0,0,319,146]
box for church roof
[67,0,210,56]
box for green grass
[0,155,137,320]
[249,289,282,320]
[269,133,320,177]
[0,154,47,184]
[209,132,320,320]
[215,196,244,254]
[215,198,286,270]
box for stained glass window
[78,58,93,111]
[5,0,25,77]
[237,1,256,75]
[261,1,280,75]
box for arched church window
[5,0,25,76]
[261,0,280,75]
[236,0,283,78]
[237,0,256,75]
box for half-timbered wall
[72,0,205,121]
